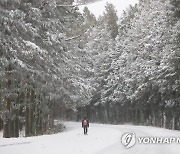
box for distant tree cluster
[83,0,180,130]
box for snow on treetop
[78,0,139,18]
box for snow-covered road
[1,122,180,154]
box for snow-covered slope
[78,0,139,18]
[1,122,180,154]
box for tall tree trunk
[140,108,145,125]
[25,105,30,137]
[25,87,30,137]
[163,111,166,128]
[29,87,35,136]
[0,118,3,131]
[135,108,138,124]
[3,64,12,138]
[172,115,175,130]
[3,122,10,138]
[14,116,19,137]
[10,120,14,137]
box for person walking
[82,117,89,135]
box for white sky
[78,0,139,18]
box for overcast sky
[78,0,139,18]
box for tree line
[0,0,91,138]
[79,0,180,130]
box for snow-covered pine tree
[81,5,118,122]
[0,0,87,138]
[88,0,180,129]
[103,3,118,39]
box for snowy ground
[1,122,180,154]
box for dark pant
[83,126,88,134]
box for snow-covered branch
[57,1,102,7]
[65,34,83,41]
[65,29,89,41]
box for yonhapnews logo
[121,132,180,149]
[121,132,136,149]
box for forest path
[1,121,180,154]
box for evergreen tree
[83,6,97,29]
[0,0,87,138]
[88,0,180,129]
[103,3,118,39]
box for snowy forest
[0,0,180,138]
